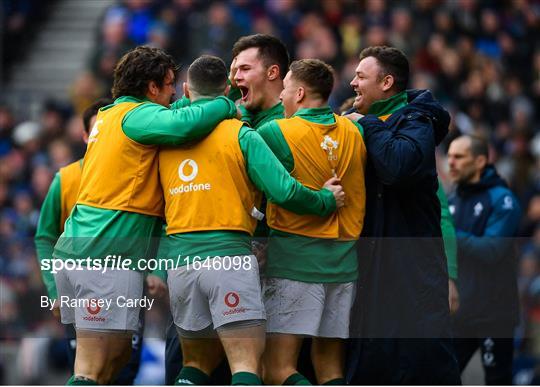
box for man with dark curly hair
[52,46,238,385]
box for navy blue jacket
[351,89,452,338]
[449,166,521,330]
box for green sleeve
[350,119,364,138]
[170,96,191,109]
[239,105,253,126]
[258,121,294,172]
[122,96,237,146]
[227,85,242,103]
[34,173,62,299]
[238,126,336,216]
[438,180,458,280]
[225,86,253,126]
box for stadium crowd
[1,0,540,383]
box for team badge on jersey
[88,119,102,143]
[320,135,339,161]
[474,202,484,217]
[502,195,514,210]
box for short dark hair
[465,135,489,158]
[359,46,409,92]
[82,98,113,134]
[188,55,228,97]
[111,46,179,99]
[289,59,334,101]
[232,34,290,79]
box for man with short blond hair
[257,58,367,385]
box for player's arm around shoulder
[238,126,343,216]
[122,96,238,146]
[356,111,432,185]
[257,120,294,172]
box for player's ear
[183,82,190,99]
[296,86,305,103]
[267,64,280,81]
[475,154,488,171]
[224,84,231,96]
[381,74,395,92]
[147,80,159,97]
[82,131,89,145]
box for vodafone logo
[224,292,240,308]
[86,302,101,315]
[178,159,198,182]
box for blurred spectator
[265,0,302,52]
[295,13,339,64]
[1,0,51,80]
[69,72,105,116]
[388,7,417,57]
[476,8,502,59]
[339,15,362,59]
[188,2,243,63]
[0,106,15,157]
[89,6,134,92]
[160,0,198,64]
[30,165,53,203]
[123,0,157,45]
[12,121,41,157]
[363,0,389,29]
[146,21,171,49]
[47,139,73,171]
[40,101,69,144]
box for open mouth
[239,86,249,102]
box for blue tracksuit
[449,165,521,384]
[449,165,521,330]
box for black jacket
[351,89,452,338]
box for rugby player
[35,99,112,319]
[35,98,167,384]
[258,59,367,385]
[230,34,288,128]
[229,33,321,383]
[165,34,292,383]
[52,46,238,385]
[158,55,345,385]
